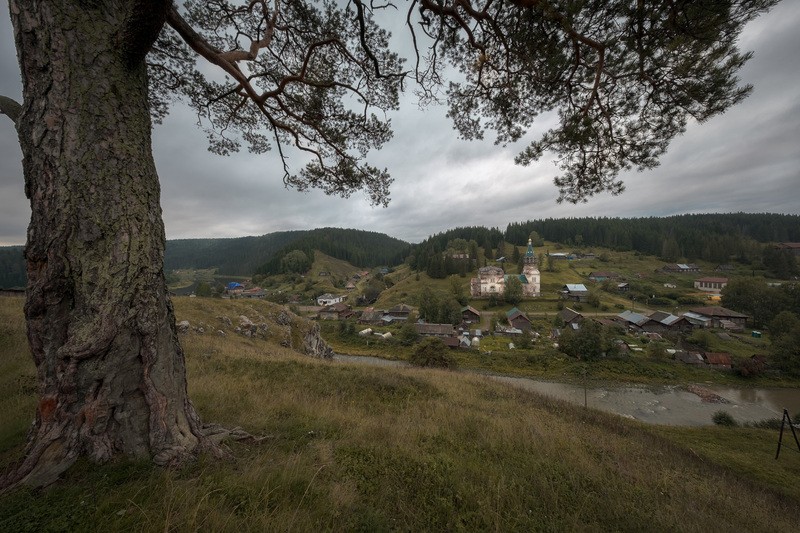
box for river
[332,354,800,426]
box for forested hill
[255,227,411,275]
[164,231,304,275]
[166,228,410,276]
[0,246,25,288]
[408,213,800,279]
[0,228,410,287]
[505,213,800,262]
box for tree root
[200,423,273,446]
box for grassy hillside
[1,296,798,531]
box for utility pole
[582,364,588,409]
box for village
[204,239,799,378]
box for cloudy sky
[1,3,798,246]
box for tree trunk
[3,0,216,488]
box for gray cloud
[1,3,798,246]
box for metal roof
[618,310,648,325]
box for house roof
[689,307,749,319]
[506,307,530,322]
[588,271,618,278]
[664,263,698,271]
[618,310,648,326]
[321,302,350,313]
[461,305,480,316]
[563,284,588,293]
[695,277,728,283]
[648,311,671,322]
[442,336,460,348]
[559,307,582,323]
[317,292,336,300]
[682,312,712,324]
[388,303,413,313]
[503,273,529,284]
[595,318,618,328]
[647,311,685,326]
[242,288,266,295]
[415,323,456,336]
[704,352,732,366]
[359,308,385,321]
[675,351,705,365]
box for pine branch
[0,95,22,126]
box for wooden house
[461,306,481,324]
[506,307,531,332]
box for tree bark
[3,0,217,488]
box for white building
[470,239,540,297]
[316,293,346,306]
[519,239,541,297]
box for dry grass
[1,296,799,531]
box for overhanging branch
[0,95,22,126]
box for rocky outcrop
[176,304,332,359]
[303,322,334,359]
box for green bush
[409,337,457,369]
[399,322,419,346]
[745,417,782,430]
[712,411,738,427]
[686,329,713,350]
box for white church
[470,239,541,298]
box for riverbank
[323,326,800,389]
[334,353,800,426]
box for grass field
[1,296,799,531]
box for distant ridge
[165,227,411,276]
[164,230,305,275]
[2,214,799,288]
[254,227,412,275]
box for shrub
[686,329,713,350]
[712,411,738,427]
[587,292,601,308]
[409,337,457,369]
[736,357,764,378]
[398,322,419,346]
[745,418,782,430]
[337,320,355,337]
